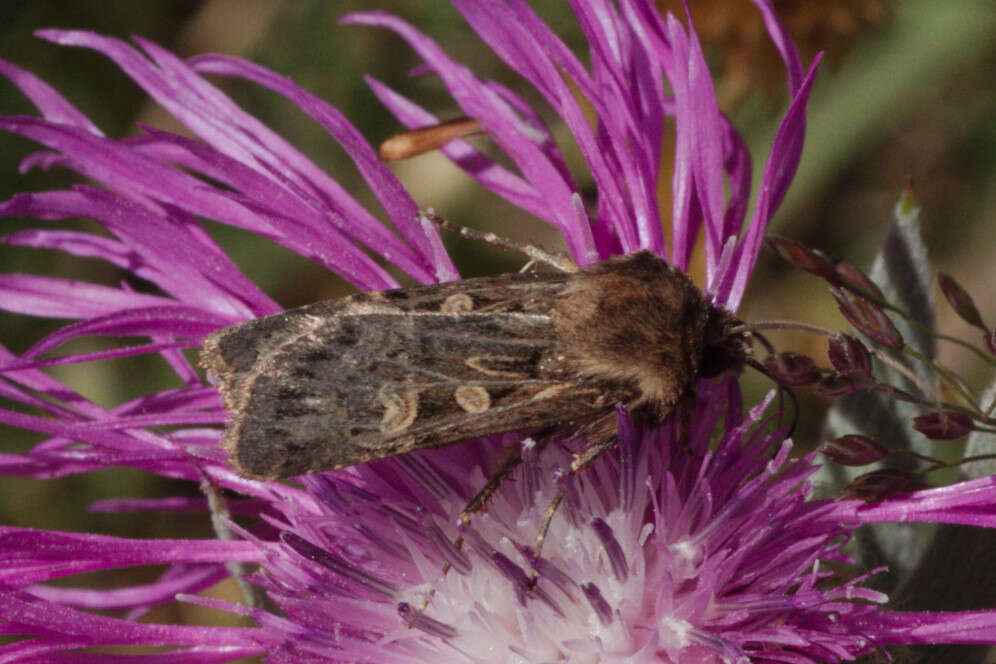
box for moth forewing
[200,251,749,480]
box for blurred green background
[0,0,993,638]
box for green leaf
[818,189,937,589]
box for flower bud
[912,411,973,440]
[827,334,872,378]
[844,469,922,502]
[831,288,904,350]
[820,434,887,466]
[938,271,986,330]
[766,236,837,281]
[814,373,863,396]
[764,352,821,386]
[835,260,884,302]
[986,330,996,356]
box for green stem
[918,452,996,474]
[891,448,944,466]
[933,331,996,368]
[857,287,996,370]
[881,300,996,371]
[902,346,980,414]
[868,351,932,397]
[871,380,987,423]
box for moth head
[699,306,753,379]
[705,317,820,438]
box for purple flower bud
[844,469,922,502]
[814,373,864,396]
[835,260,885,302]
[828,333,872,378]
[765,236,837,280]
[764,352,821,386]
[938,272,987,331]
[820,435,887,466]
[913,411,974,440]
[831,288,904,350]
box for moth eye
[453,385,491,413]
[441,293,474,313]
[377,388,419,434]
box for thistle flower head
[187,385,900,663]
[2,2,996,663]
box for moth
[201,250,751,480]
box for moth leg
[423,210,578,274]
[458,433,554,523]
[533,415,618,562]
[426,435,554,608]
[459,447,523,523]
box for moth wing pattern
[202,251,746,480]
[202,272,630,479]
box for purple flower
[2,2,996,663]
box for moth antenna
[379,117,482,161]
[744,357,800,439]
[728,320,837,339]
[423,210,578,273]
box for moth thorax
[552,259,714,411]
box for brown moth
[201,251,750,479]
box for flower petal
[0,58,102,134]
